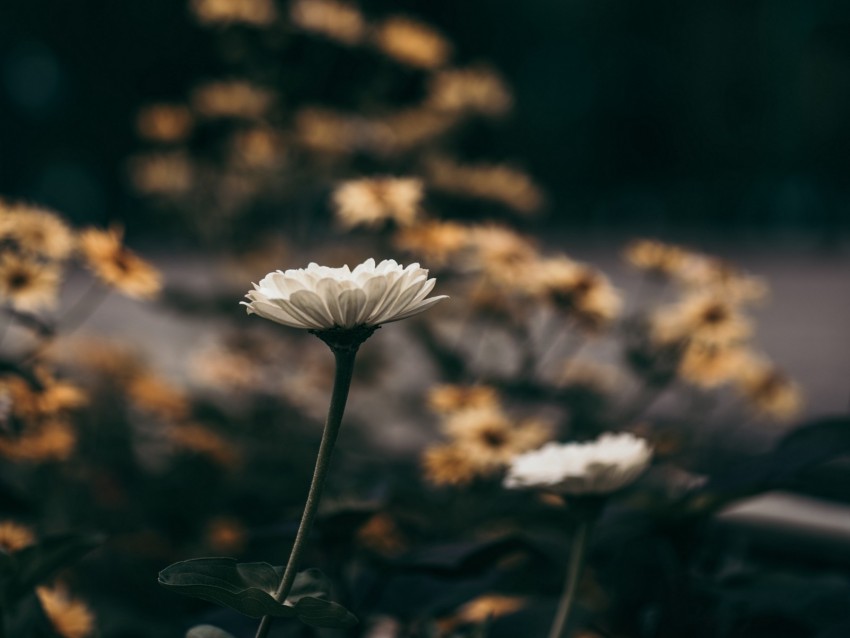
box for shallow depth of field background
[1,1,849,637]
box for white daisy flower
[242,258,447,331]
[504,433,652,495]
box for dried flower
[372,17,452,69]
[0,419,76,462]
[424,156,544,214]
[333,177,424,228]
[36,586,95,638]
[356,512,407,557]
[191,0,277,26]
[294,107,361,154]
[191,80,276,120]
[426,66,513,117]
[127,372,191,422]
[0,253,60,310]
[135,104,193,143]
[466,224,538,284]
[422,443,480,486]
[427,384,500,414]
[444,407,550,472]
[230,126,287,169]
[78,227,162,299]
[531,257,622,330]
[735,358,802,421]
[623,239,690,279]
[290,0,365,45]
[676,255,768,303]
[0,203,74,260]
[127,151,194,195]
[243,258,447,331]
[652,294,751,346]
[504,433,652,495]
[0,520,36,552]
[393,220,468,266]
[678,342,749,389]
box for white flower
[503,433,652,495]
[242,258,447,330]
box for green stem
[254,347,358,638]
[547,518,591,638]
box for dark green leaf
[292,596,358,628]
[10,533,103,598]
[158,557,294,618]
[186,625,237,638]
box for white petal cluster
[243,258,447,330]
[504,433,652,495]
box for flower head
[243,259,447,337]
[504,433,652,495]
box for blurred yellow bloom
[422,443,480,486]
[372,16,452,69]
[735,358,803,421]
[127,372,191,422]
[652,294,752,346]
[0,253,60,311]
[0,520,36,552]
[0,203,74,261]
[678,342,750,389]
[127,151,194,196]
[424,156,544,214]
[78,227,162,300]
[166,423,241,468]
[427,384,500,414]
[356,512,408,557]
[135,104,193,143]
[290,0,366,45]
[333,177,424,228]
[191,0,277,26]
[36,586,95,638]
[205,516,248,554]
[191,80,276,120]
[426,66,513,117]
[393,220,469,266]
[623,239,690,279]
[0,419,76,462]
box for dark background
[1,0,850,240]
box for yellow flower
[652,294,751,346]
[372,16,452,69]
[36,586,95,638]
[290,0,365,45]
[393,220,469,266]
[0,253,60,311]
[426,66,513,117]
[78,227,162,299]
[427,384,500,414]
[135,104,193,143]
[0,203,74,261]
[332,177,424,228]
[0,520,36,552]
[735,358,802,421]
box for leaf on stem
[159,559,358,628]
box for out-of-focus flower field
[1,1,849,637]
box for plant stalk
[254,347,358,638]
[547,518,591,638]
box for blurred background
[2,0,850,239]
[1,1,849,637]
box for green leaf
[186,625,237,638]
[159,557,294,618]
[291,596,358,628]
[9,533,103,599]
[159,559,358,627]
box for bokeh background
[1,1,849,637]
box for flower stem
[547,518,591,638]
[254,346,358,638]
